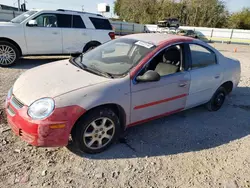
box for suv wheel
[72,107,121,154]
[0,41,19,67]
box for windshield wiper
[88,64,114,79]
[69,57,86,69]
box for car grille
[7,105,15,116]
[10,95,24,109]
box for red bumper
[5,96,86,147]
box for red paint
[134,94,188,110]
[6,97,86,147]
[128,108,184,127]
[130,38,193,79]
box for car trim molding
[134,93,188,110]
[128,107,184,127]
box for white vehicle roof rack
[56,9,103,17]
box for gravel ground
[0,43,250,188]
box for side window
[35,14,58,27]
[73,15,86,28]
[142,45,183,77]
[190,44,216,69]
[56,14,72,28]
[89,17,112,30]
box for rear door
[185,43,223,109]
[59,14,91,54]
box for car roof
[121,33,193,46]
[32,9,104,17]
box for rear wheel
[83,42,101,53]
[72,107,121,154]
[0,41,20,67]
[206,87,227,111]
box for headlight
[7,87,13,99]
[28,98,55,120]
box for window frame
[187,43,218,70]
[72,15,86,29]
[28,13,59,28]
[89,17,113,30]
[133,42,189,84]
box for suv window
[35,14,58,27]
[190,44,216,69]
[89,17,112,30]
[73,15,86,28]
[57,14,72,28]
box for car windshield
[73,38,156,77]
[11,11,37,23]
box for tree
[229,8,250,29]
[113,0,232,28]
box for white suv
[0,9,115,66]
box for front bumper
[5,95,86,147]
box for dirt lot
[0,43,250,188]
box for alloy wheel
[0,45,16,66]
[83,117,115,150]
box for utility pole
[17,0,20,11]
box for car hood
[13,59,111,106]
[0,21,19,26]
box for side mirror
[27,20,38,27]
[136,70,160,82]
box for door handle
[179,83,187,87]
[52,32,58,35]
[214,75,220,79]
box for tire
[206,87,227,111]
[83,42,101,53]
[71,107,121,154]
[0,41,20,67]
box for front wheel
[0,41,19,67]
[72,107,121,154]
[206,87,227,111]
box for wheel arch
[71,103,127,135]
[221,81,233,94]
[0,37,22,56]
[83,40,101,52]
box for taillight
[109,32,115,40]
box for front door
[185,43,223,109]
[25,13,62,54]
[130,44,190,126]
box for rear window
[89,17,112,30]
[57,14,72,28]
[73,15,86,28]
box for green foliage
[113,0,250,29]
[228,8,250,29]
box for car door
[59,14,91,54]
[185,43,223,109]
[130,44,191,125]
[25,13,62,54]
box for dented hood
[13,59,110,106]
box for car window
[190,44,216,69]
[73,15,86,28]
[102,42,132,58]
[56,14,72,28]
[89,17,112,30]
[73,38,156,76]
[35,14,58,27]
